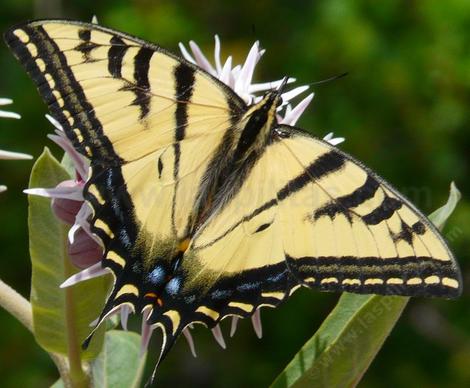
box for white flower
[179,37,344,143]
[1,98,32,192]
[24,115,103,272]
[0,98,21,120]
[0,98,31,160]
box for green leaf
[28,148,109,359]
[50,379,64,388]
[60,151,77,178]
[91,330,147,388]
[271,294,408,388]
[428,182,461,231]
[271,184,460,388]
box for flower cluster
[0,98,32,193]
[26,36,344,355]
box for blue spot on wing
[267,270,287,283]
[237,282,261,291]
[147,266,165,284]
[119,229,131,249]
[165,277,181,295]
[211,289,232,299]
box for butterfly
[5,19,462,383]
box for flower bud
[51,180,83,224]
[68,228,103,269]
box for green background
[0,0,469,387]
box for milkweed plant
[0,19,461,388]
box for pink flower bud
[50,180,83,224]
[68,228,103,269]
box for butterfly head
[260,75,289,109]
[245,76,289,125]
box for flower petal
[248,77,296,93]
[45,113,63,131]
[120,304,131,331]
[189,41,216,75]
[60,261,110,288]
[47,115,89,180]
[251,309,263,339]
[183,327,197,357]
[140,309,155,356]
[281,85,310,104]
[211,324,226,349]
[235,41,260,97]
[0,149,32,160]
[280,93,314,125]
[230,316,239,337]
[68,203,98,244]
[219,56,233,86]
[323,132,345,146]
[0,98,13,105]
[0,110,21,119]
[178,43,196,64]
[214,35,222,74]
[24,185,84,201]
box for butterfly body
[4,19,462,380]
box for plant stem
[0,277,33,331]
[64,257,89,388]
[0,277,72,386]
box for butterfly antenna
[307,72,349,87]
[277,76,289,94]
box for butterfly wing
[4,20,244,325]
[151,125,461,350]
[277,127,461,295]
[6,19,462,379]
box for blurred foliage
[0,0,468,387]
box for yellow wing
[4,19,245,325]
[152,125,461,340]
[6,20,461,378]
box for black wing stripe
[4,26,120,164]
[107,36,128,78]
[174,63,195,140]
[314,174,380,220]
[277,150,345,201]
[171,63,195,233]
[133,47,153,120]
[75,28,99,61]
[362,195,402,225]
[286,255,460,297]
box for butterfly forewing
[277,129,460,296]
[4,19,244,331]
[5,20,243,163]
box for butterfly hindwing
[148,125,461,339]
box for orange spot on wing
[145,292,164,307]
